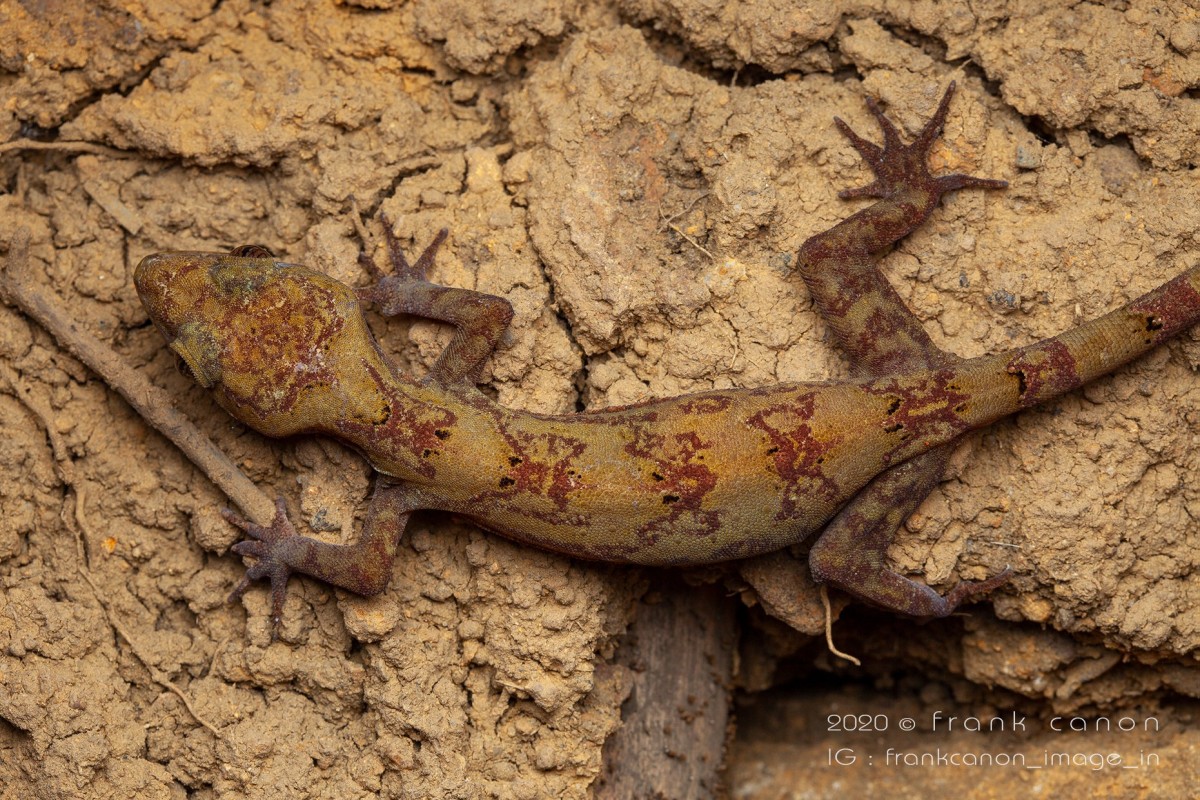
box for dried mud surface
[2,1,1199,798]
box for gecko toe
[837,181,889,201]
[227,573,255,604]
[935,174,1009,193]
[222,497,297,544]
[219,507,252,532]
[227,545,295,639]
[942,566,1014,611]
[231,538,270,558]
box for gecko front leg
[221,218,516,635]
[354,214,514,387]
[224,480,416,635]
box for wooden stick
[596,575,734,799]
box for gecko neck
[333,363,498,486]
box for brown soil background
[3,1,1200,798]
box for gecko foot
[222,497,305,638]
[939,565,1014,614]
[346,209,513,385]
[355,210,448,281]
[834,81,1007,201]
[354,214,449,314]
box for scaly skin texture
[135,85,1200,632]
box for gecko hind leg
[354,212,514,387]
[796,83,1006,380]
[808,446,1012,617]
[808,85,1012,616]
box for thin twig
[658,193,714,260]
[657,191,710,228]
[0,140,130,158]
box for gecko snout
[135,251,228,388]
[133,252,173,308]
[134,251,209,330]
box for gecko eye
[169,341,215,388]
[172,351,200,384]
[229,244,275,258]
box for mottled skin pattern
[135,85,1200,633]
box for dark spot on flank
[1013,369,1027,396]
[955,402,967,413]
[765,447,779,455]
[434,429,450,440]
[499,477,515,488]
[1146,315,1163,331]
[884,422,904,433]
[509,456,523,466]
[886,397,901,415]
[651,471,664,481]
[422,448,433,458]
[662,494,680,504]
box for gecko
[135,84,1200,634]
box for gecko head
[134,247,392,437]
[135,247,283,390]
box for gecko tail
[958,264,1200,425]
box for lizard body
[135,85,1200,630]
